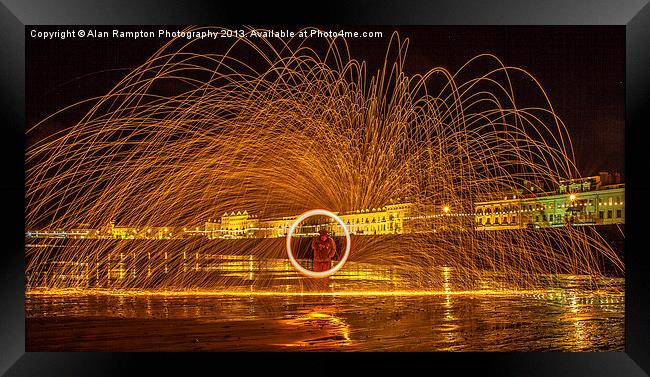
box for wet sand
[26,292,623,351]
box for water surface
[26,279,623,351]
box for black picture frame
[1,0,649,375]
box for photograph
[24,25,625,352]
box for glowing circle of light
[286,209,351,278]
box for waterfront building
[104,221,174,239]
[206,211,259,239]
[107,221,138,239]
[203,201,414,239]
[256,216,298,238]
[26,175,623,239]
[474,173,624,230]
[333,202,413,236]
[69,226,99,239]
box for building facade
[332,202,412,236]
[27,175,624,239]
[474,174,625,230]
[202,202,414,239]
[205,211,260,239]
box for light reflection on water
[26,257,624,351]
[26,250,622,294]
[27,250,413,292]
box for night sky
[27,25,624,178]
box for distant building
[206,211,259,239]
[203,201,414,239]
[256,216,297,238]
[69,224,98,239]
[333,202,412,236]
[104,221,174,239]
[108,221,138,239]
[204,218,220,239]
[27,175,624,240]
[475,174,624,230]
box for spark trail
[25,27,623,292]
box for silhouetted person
[311,229,336,272]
